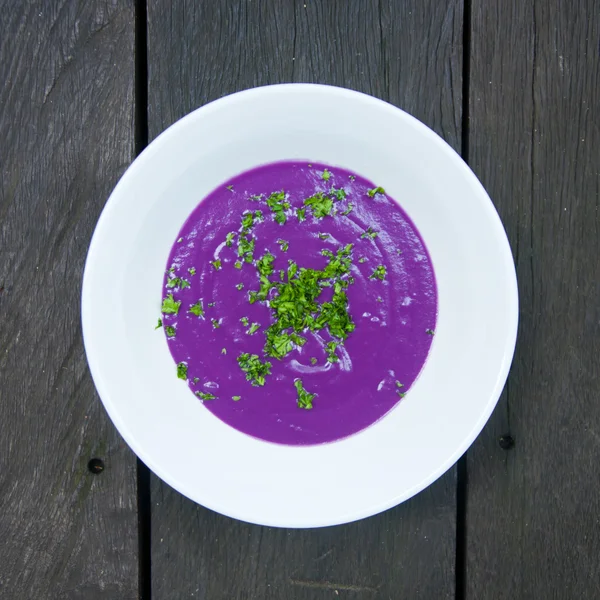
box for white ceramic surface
[82,84,518,528]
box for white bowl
[82,84,518,528]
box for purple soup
[160,161,436,445]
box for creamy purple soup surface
[160,161,437,446]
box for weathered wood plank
[147,1,462,599]
[466,1,600,598]
[0,2,139,598]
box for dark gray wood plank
[148,1,462,599]
[466,1,600,598]
[0,2,139,598]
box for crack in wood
[289,578,378,593]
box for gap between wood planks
[135,1,151,599]
[456,0,472,599]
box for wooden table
[1,1,599,598]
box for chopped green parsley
[232,395,241,401]
[188,267,196,276]
[326,341,339,363]
[211,259,222,271]
[236,282,244,290]
[176,362,187,380]
[277,239,289,252]
[321,169,331,182]
[189,300,203,317]
[295,379,316,409]
[237,353,272,387]
[161,294,181,315]
[226,185,234,191]
[330,186,346,201]
[426,329,435,335]
[221,347,227,355]
[341,203,353,216]
[361,227,378,240]
[155,318,162,329]
[369,265,387,280]
[367,186,385,197]
[225,232,236,247]
[246,322,261,335]
[240,316,250,327]
[166,276,190,289]
[266,190,290,224]
[296,207,307,222]
[211,318,220,329]
[195,391,216,400]
[165,325,176,337]
[304,192,333,218]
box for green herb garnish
[177,237,183,243]
[161,294,181,315]
[277,239,289,252]
[246,322,261,335]
[176,362,187,380]
[232,395,241,401]
[426,329,435,335]
[225,232,236,247]
[367,186,385,197]
[321,169,331,182]
[155,318,162,329]
[349,175,356,182]
[207,302,216,307]
[165,326,176,337]
[369,265,387,280]
[211,318,220,328]
[195,391,216,400]
[237,353,272,387]
[304,192,333,218]
[188,267,196,276]
[358,257,368,263]
[166,276,189,289]
[211,259,222,271]
[330,187,346,201]
[240,316,250,327]
[256,252,275,277]
[325,341,340,363]
[226,185,234,191]
[221,347,227,355]
[297,208,307,222]
[237,235,255,263]
[361,227,378,240]
[295,379,316,409]
[189,300,203,317]
[234,260,243,269]
[236,282,244,290]
[341,203,353,216]
[266,190,290,224]
[318,233,330,240]
[310,357,317,365]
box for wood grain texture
[0,2,138,599]
[147,1,462,598]
[466,1,600,598]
